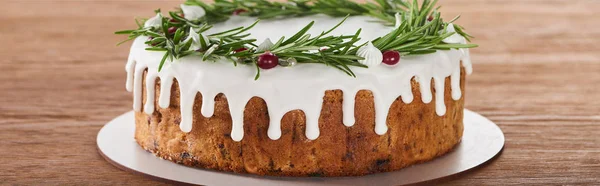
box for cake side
[134,67,465,177]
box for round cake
[118,0,476,177]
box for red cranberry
[257,52,279,69]
[147,37,157,46]
[167,27,177,34]
[234,47,248,53]
[382,51,400,65]
[233,9,247,15]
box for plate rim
[97,109,504,186]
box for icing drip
[132,63,147,112]
[158,76,174,109]
[125,16,473,141]
[143,72,158,115]
[125,53,136,92]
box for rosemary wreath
[116,0,477,80]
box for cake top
[119,0,476,141]
[116,0,477,79]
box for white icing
[126,15,472,141]
[186,27,210,51]
[394,13,402,28]
[256,38,274,52]
[144,13,162,28]
[356,42,383,67]
[443,23,464,44]
[180,4,206,21]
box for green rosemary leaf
[203,45,218,60]
[270,43,296,54]
[135,18,145,28]
[288,46,321,51]
[341,28,361,54]
[180,50,195,57]
[182,38,193,51]
[146,47,168,51]
[230,33,251,40]
[235,19,260,35]
[448,15,461,23]
[198,32,209,50]
[146,31,163,38]
[374,26,403,49]
[258,11,295,19]
[282,21,314,45]
[169,11,187,23]
[197,23,213,33]
[407,49,437,55]
[116,37,136,46]
[308,15,349,45]
[224,47,237,66]
[326,57,355,77]
[219,39,257,49]
[168,51,174,62]
[270,36,286,50]
[453,24,474,42]
[209,26,244,37]
[115,30,136,35]
[374,0,390,9]
[226,56,238,66]
[296,34,312,46]
[158,51,169,72]
[329,55,364,60]
[173,28,184,44]
[253,59,261,80]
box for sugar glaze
[125,16,472,141]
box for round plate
[97,109,504,185]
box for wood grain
[0,0,598,185]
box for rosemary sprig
[116,0,478,79]
[368,0,478,56]
[117,9,258,72]
[261,16,368,78]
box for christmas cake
[117,0,477,177]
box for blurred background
[0,0,598,185]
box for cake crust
[134,68,465,177]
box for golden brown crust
[134,68,465,177]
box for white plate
[97,109,504,186]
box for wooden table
[1,0,598,185]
